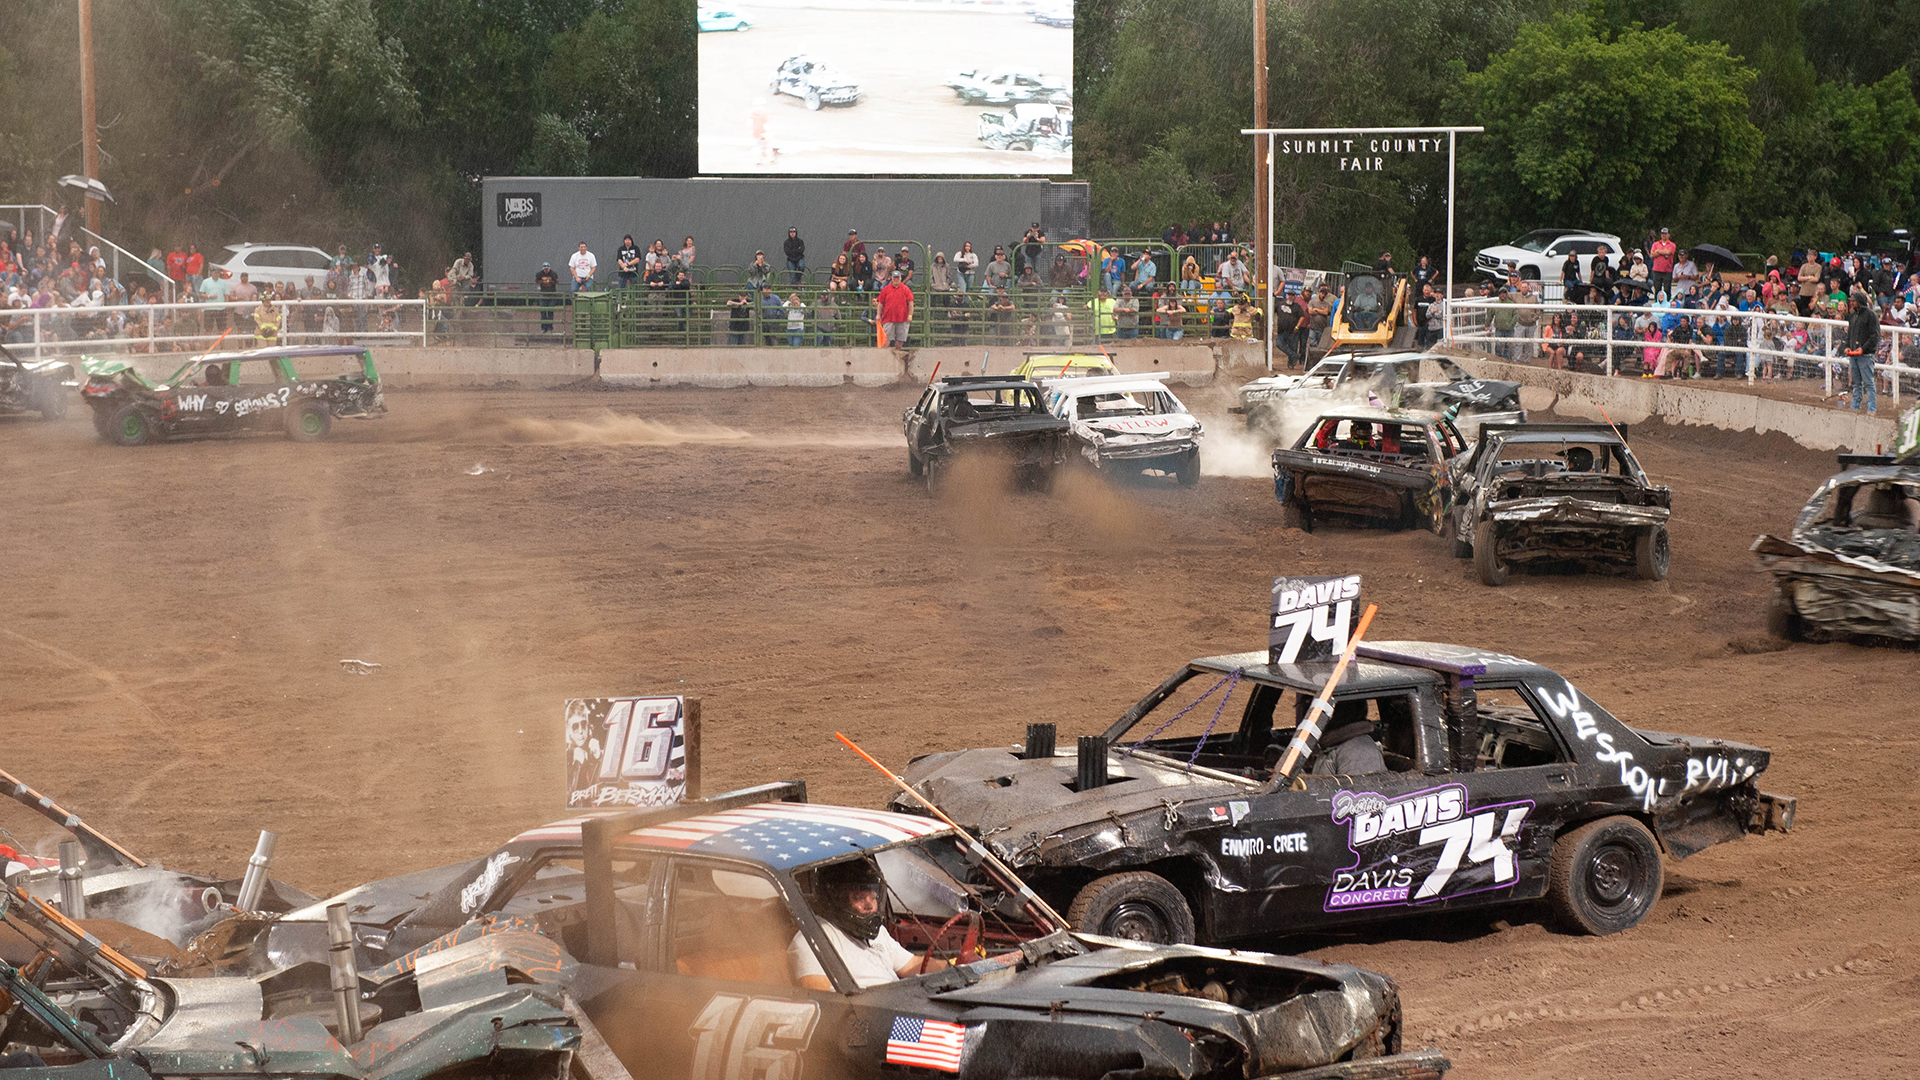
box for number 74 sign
[1270,574,1361,665]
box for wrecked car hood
[900,747,1251,864]
[1408,378,1519,409]
[1489,495,1671,526]
[280,857,487,927]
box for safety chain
[1126,669,1240,754]
[1186,668,1244,767]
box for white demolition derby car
[1042,372,1202,485]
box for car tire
[107,403,153,446]
[1548,816,1664,935]
[1010,141,1032,152]
[1520,266,1540,281]
[924,459,945,497]
[1174,448,1200,487]
[1066,872,1196,945]
[90,407,113,439]
[1765,592,1802,641]
[1635,525,1670,581]
[734,21,747,30]
[1282,501,1313,533]
[37,388,68,420]
[805,90,822,111]
[1474,521,1508,586]
[1449,515,1474,558]
[286,401,332,441]
[908,449,924,477]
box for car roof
[509,801,953,869]
[1042,372,1172,397]
[1483,426,1625,446]
[937,377,1038,392]
[222,243,328,252]
[1310,405,1446,424]
[1189,640,1551,693]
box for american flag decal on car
[885,1016,966,1072]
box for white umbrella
[57,175,114,203]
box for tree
[1453,15,1762,248]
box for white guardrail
[1446,297,1919,404]
[3,298,428,359]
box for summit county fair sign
[1275,135,1453,172]
[1243,125,1484,370]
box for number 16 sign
[565,695,702,808]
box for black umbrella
[1692,244,1743,270]
[1611,277,1654,292]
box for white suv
[209,243,338,288]
[1474,229,1625,282]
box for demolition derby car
[895,641,1794,944]
[0,766,315,945]
[903,375,1068,494]
[771,55,859,110]
[80,345,385,446]
[1273,408,1469,533]
[1450,424,1672,586]
[945,70,1072,105]
[241,783,1447,1079]
[0,876,580,1080]
[977,103,1072,154]
[1042,373,1202,484]
[0,344,75,420]
[1234,352,1524,441]
[1754,442,1920,642]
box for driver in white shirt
[791,859,947,990]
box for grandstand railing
[0,204,177,301]
[2,298,427,358]
[1446,296,1918,404]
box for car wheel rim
[120,416,142,439]
[1587,844,1642,909]
[301,411,324,435]
[1104,901,1170,942]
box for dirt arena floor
[698,1,1072,174]
[2,384,1916,1078]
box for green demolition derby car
[79,345,386,445]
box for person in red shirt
[1648,227,1677,298]
[184,243,206,289]
[165,247,188,282]
[876,270,914,348]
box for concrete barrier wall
[375,347,597,387]
[1449,352,1897,453]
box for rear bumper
[1751,790,1797,834]
[1268,1049,1450,1079]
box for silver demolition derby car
[1042,372,1202,484]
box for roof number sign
[1270,574,1362,665]
[566,696,688,808]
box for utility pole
[77,0,101,235]
[1251,0,1267,312]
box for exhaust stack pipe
[1023,723,1056,759]
[1077,735,1109,790]
[58,841,86,919]
[235,831,277,912]
[325,903,364,1043]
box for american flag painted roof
[509,802,953,868]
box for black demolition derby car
[80,344,385,446]
[0,343,75,420]
[1448,423,1672,586]
[896,604,1793,945]
[1272,408,1469,533]
[1754,426,1920,642]
[226,784,1448,1080]
[904,375,1069,494]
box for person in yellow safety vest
[1086,288,1116,341]
[254,299,281,345]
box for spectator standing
[1589,246,1615,301]
[569,242,597,291]
[785,292,806,346]
[783,228,806,285]
[367,244,393,291]
[953,242,979,291]
[1674,252,1699,299]
[843,230,866,258]
[1425,291,1447,349]
[814,288,837,346]
[615,236,641,289]
[1274,288,1302,361]
[759,287,783,345]
[344,264,371,332]
[679,236,697,271]
[165,245,188,285]
[1560,251,1584,305]
[1797,252,1823,316]
[1219,251,1248,293]
[1412,255,1438,295]
[1490,288,1518,358]
[1114,286,1139,340]
[988,287,1015,344]
[669,270,693,336]
[726,292,752,345]
[1845,294,1881,413]
[746,251,772,290]
[928,252,958,294]
[1648,228,1677,296]
[1514,279,1540,362]
[534,262,559,332]
[985,248,1012,291]
[449,251,476,291]
[184,244,205,292]
[877,271,914,349]
[1087,288,1116,341]
[253,298,280,345]
[1307,285,1333,352]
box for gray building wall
[480,177,1089,284]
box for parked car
[946,70,1071,106]
[1272,407,1472,533]
[1233,351,1524,440]
[1041,372,1202,484]
[977,103,1072,153]
[1031,4,1073,26]
[1449,423,1672,586]
[207,243,337,289]
[1754,442,1920,642]
[1473,229,1626,283]
[0,342,74,420]
[895,638,1794,943]
[903,375,1068,494]
[80,344,386,446]
[697,6,751,31]
[771,55,859,110]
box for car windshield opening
[803,837,1058,966]
[1074,389,1177,418]
[1489,439,1624,477]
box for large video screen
[698,0,1073,174]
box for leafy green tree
[1453,15,1762,250]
